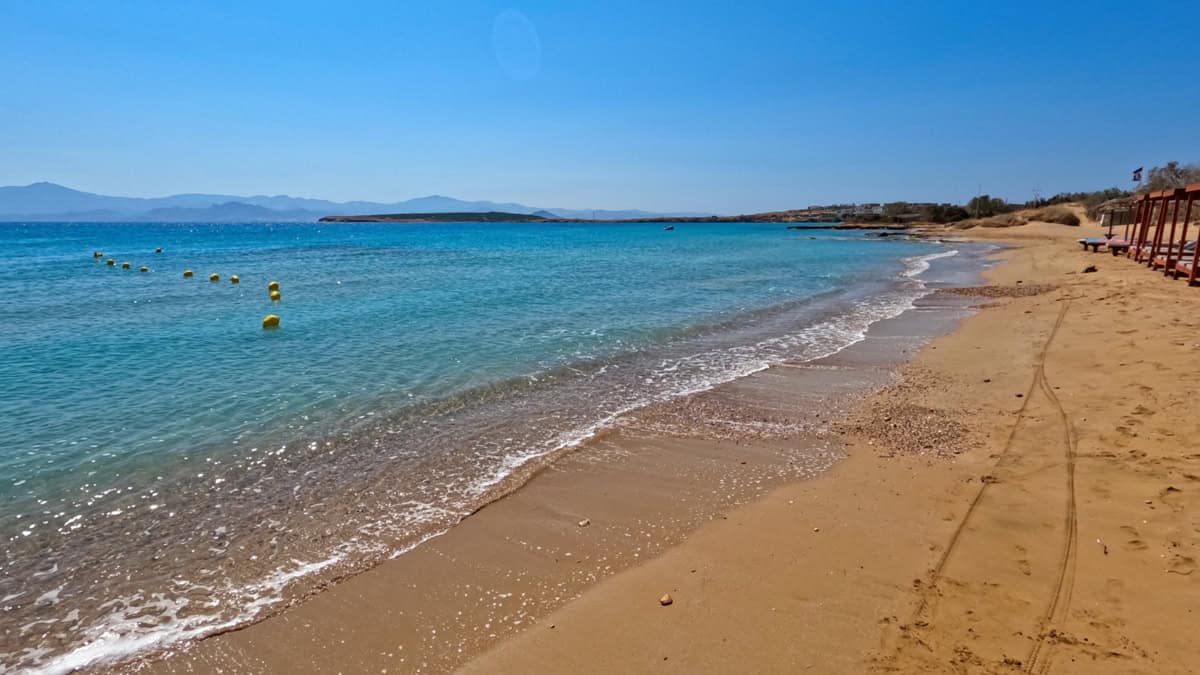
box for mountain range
[0,182,707,222]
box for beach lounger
[1137,241,1192,261]
[1077,237,1130,253]
[1078,237,1110,252]
[1108,240,1133,255]
[1172,258,1200,281]
[1142,237,1190,266]
[1150,241,1196,270]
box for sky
[2,0,1198,215]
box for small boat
[663,225,675,231]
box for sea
[0,220,982,672]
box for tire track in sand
[912,296,1071,618]
[901,295,1078,673]
[1026,297,1079,674]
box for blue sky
[2,0,1198,214]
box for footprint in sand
[1166,554,1196,576]
[1120,525,1148,551]
[1158,486,1184,512]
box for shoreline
[118,213,1200,673]
[463,217,1200,673]
[129,247,986,674]
[7,229,959,674]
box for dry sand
[138,213,1200,674]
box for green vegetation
[965,194,1015,218]
[919,203,970,223]
[1041,187,1130,220]
[1141,161,1200,192]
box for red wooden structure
[1124,191,1159,258]
[1132,190,1185,262]
[1150,188,1189,270]
[1147,187,1185,266]
[1171,183,1200,283]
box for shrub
[1028,206,1080,226]
[966,194,1015,218]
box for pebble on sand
[577,518,590,527]
[659,594,673,606]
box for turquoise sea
[1,220,968,672]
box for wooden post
[1128,196,1144,242]
[1131,194,1155,258]
[1186,183,1200,283]
[1160,189,1185,270]
[1144,191,1171,263]
[1173,194,1195,278]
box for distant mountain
[0,182,149,216]
[132,202,322,223]
[0,182,709,222]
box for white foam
[31,555,346,675]
[464,247,962,512]
[903,249,958,278]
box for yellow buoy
[106,258,115,266]
[209,273,220,282]
[267,281,280,291]
[140,266,149,273]
[93,251,103,258]
[155,247,162,253]
[262,314,280,329]
[270,290,281,301]
[183,269,194,278]
[230,275,240,284]
[121,262,131,269]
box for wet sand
[139,214,1200,674]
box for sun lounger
[1173,258,1200,282]
[1108,241,1133,255]
[1078,237,1130,252]
[1148,241,1196,270]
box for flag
[1132,167,1143,182]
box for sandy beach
[134,213,1200,674]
